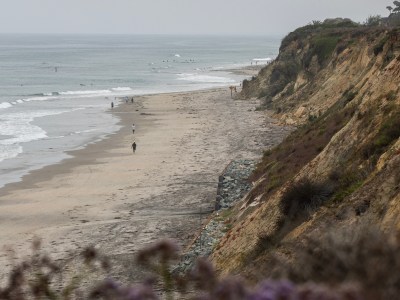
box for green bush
[373,36,388,55]
[364,15,383,26]
[280,178,332,217]
[270,62,300,84]
[386,90,397,101]
[328,166,366,203]
[303,35,340,67]
[312,36,340,65]
[341,87,358,105]
[375,113,400,148]
[335,43,348,55]
[362,108,400,159]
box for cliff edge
[212,20,400,297]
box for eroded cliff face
[212,23,400,288]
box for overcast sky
[0,0,391,36]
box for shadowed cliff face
[212,23,400,298]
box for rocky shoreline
[175,159,256,273]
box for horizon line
[0,32,286,37]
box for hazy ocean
[0,34,280,189]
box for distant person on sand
[131,97,134,103]
[131,141,137,153]
[132,123,136,134]
[111,102,114,109]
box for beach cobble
[175,159,256,273]
[215,159,255,210]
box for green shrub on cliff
[304,35,340,67]
[374,36,389,55]
[280,19,358,51]
[279,178,332,217]
[362,107,400,160]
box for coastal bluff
[209,20,400,296]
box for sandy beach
[0,87,289,283]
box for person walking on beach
[131,141,137,153]
[132,123,136,134]
[111,102,114,109]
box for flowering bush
[0,238,365,300]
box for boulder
[294,106,307,118]
[285,118,296,125]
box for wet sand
[0,88,289,283]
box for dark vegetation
[279,178,332,218]
[362,105,400,161]
[280,19,358,51]
[373,36,389,55]
[328,167,366,204]
[259,61,300,102]
[250,179,333,258]
[303,35,340,67]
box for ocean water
[0,34,280,189]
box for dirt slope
[212,23,400,292]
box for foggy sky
[0,0,390,36]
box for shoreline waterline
[0,85,222,196]
[0,33,280,191]
[0,64,266,191]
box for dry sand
[0,88,289,283]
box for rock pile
[175,219,226,273]
[215,159,255,210]
[175,159,256,273]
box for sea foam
[0,102,12,110]
[111,87,132,92]
[59,90,112,96]
[0,109,74,162]
[177,73,235,84]
[252,57,273,63]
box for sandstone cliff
[212,22,400,297]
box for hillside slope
[212,22,400,298]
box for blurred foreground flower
[0,238,366,300]
[248,280,364,300]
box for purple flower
[137,239,180,265]
[248,280,296,300]
[213,277,247,300]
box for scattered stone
[285,118,296,125]
[174,159,257,274]
[294,106,307,118]
[215,159,256,210]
